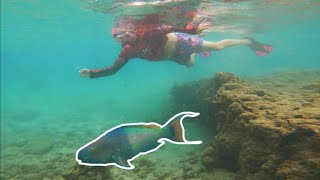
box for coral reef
[62,165,111,180]
[171,71,320,179]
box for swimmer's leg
[200,38,272,56]
[201,39,251,52]
[186,53,196,68]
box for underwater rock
[170,71,320,179]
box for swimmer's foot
[246,37,272,57]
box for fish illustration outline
[76,111,202,170]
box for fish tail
[166,117,184,142]
[162,112,202,144]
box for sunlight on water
[81,0,320,34]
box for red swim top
[90,25,198,78]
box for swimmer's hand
[197,20,211,36]
[79,68,91,78]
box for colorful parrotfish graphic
[76,112,202,170]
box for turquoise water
[1,0,320,179]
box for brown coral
[171,71,320,179]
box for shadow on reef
[170,71,320,180]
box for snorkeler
[79,21,272,79]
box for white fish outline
[75,111,202,170]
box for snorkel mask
[114,32,137,46]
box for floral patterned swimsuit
[173,32,203,65]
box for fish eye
[91,148,96,152]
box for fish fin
[166,117,184,142]
[135,124,161,130]
[112,155,132,168]
[163,112,201,144]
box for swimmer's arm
[171,20,211,35]
[80,49,131,79]
[89,57,129,78]
[170,26,198,34]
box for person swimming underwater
[79,20,272,79]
